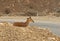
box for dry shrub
[4,8,11,15]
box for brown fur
[13,17,34,27]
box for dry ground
[0,25,60,41]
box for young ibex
[13,17,34,27]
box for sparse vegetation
[0,0,60,16]
[26,12,37,16]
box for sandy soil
[0,25,60,41]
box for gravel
[0,25,60,41]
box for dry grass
[0,23,60,41]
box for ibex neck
[25,20,30,25]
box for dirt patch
[0,25,60,41]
